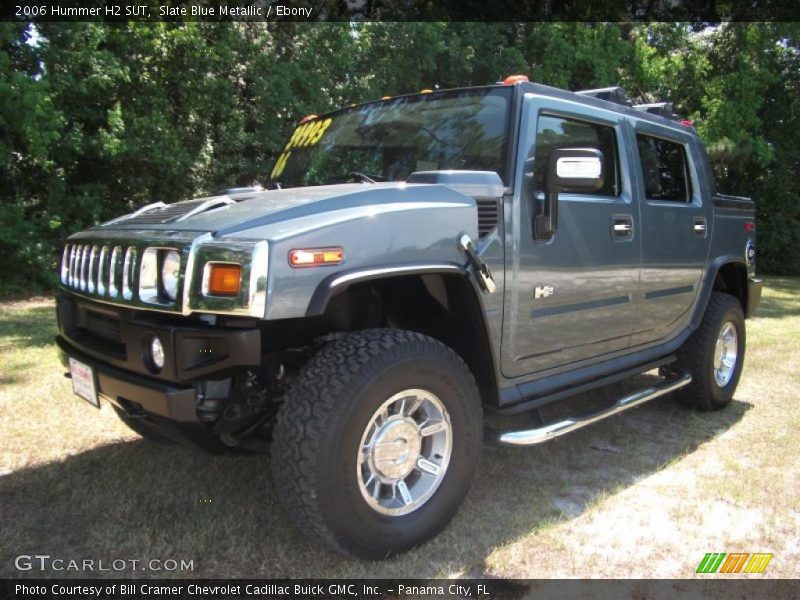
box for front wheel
[675,292,746,410]
[270,329,483,559]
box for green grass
[0,281,798,579]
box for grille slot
[477,198,500,239]
[61,241,152,306]
[84,312,122,343]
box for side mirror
[534,148,605,240]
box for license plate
[69,358,99,408]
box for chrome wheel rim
[357,389,452,516]
[713,321,738,387]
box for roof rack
[632,102,675,119]
[575,86,630,106]
[576,86,692,127]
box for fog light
[150,336,165,370]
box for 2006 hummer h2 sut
[55,76,762,559]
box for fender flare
[692,255,749,325]
[305,261,469,317]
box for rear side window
[533,114,620,197]
[636,134,692,202]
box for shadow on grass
[0,306,56,350]
[752,276,800,320]
[0,393,751,579]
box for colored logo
[696,552,772,574]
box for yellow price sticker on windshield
[271,117,333,179]
[286,118,332,150]
[270,150,291,179]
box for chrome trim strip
[60,244,70,284]
[87,245,99,293]
[248,241,269,318]
[96,246,108,296]
[138,247,160,305]
[174,197,235,222]
[61,289,191,316]
[67,245,77,286]
[122,246,137,300]
[181,233,213,316]
[109,246,122,298]
[185,238,268,317]
[102,201,167,226]
[497,373,692,446]
[79,245,89,291]
[328,263,464,289]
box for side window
[533,114,620,197]
[636,134,692,202]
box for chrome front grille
[60,241,179,311]
[59,235,268,318]
[62,242,126,299]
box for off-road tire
[675,292,745,410]
[270,329,483,559]
[112,406,175,444]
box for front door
[501,95,641,378]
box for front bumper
[57,337,224,450]
[56,294,262,450]
[746,277,763,318]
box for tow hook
[458,234,496,294]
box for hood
[93,182,457,237]
[96,183,372,232]
[91,170,508,240]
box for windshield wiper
[326,171,379,185]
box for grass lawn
[0,280,798,579]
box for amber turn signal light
[288,248,344,268]
[206,263,242,296]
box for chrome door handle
[612,215,634,239]
[693,216,708,238]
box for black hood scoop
[104,196,235,227]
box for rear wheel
[270,329,482,559]
[675,292,746,410]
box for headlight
[161,250,181,300]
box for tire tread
[270,328,480,556]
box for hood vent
[407,171,504,239]
[477,199,500,239]
[106,197,235,227]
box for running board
[497,372,692,447]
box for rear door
[629,123,712,345]
[501,94,641,378]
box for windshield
[268,87,512,187]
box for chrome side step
[497,372,692,447]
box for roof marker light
[503,74,529,85]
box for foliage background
[1,22,798,294]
